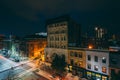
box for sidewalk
[14,60,38,78]
[17,60,81,80]
[17,59,32,65]
[35,70,81,80]
[19,60,87,80]
[25,60,54,80]
[17,60,52,80]
[35,69,52,80]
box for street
[0,55,18,72]
[0,55,48,80]
[0,55,31,80]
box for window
[62,46,64,49]
[64,36,66,40]
[62,45,66,49]
[75,52,78,57]
[79,53,82,58]
[94,65,98,71]
[111,58,117,64]
[60,23,63,26]
[75,62,77,66]
[88,55,91,61]
[55,44,57,48]
[111,69,115,75]
[95,56,98,62]
[70,51,74,57]
[61,37,63,41]
[102,76,107,80]
[102,67,107,73]
[70,59,74,65]
[102,57,106,63]
[87,72,92,78]
[79,62,83,67]
[55,37,57,41]
[87,64,91,69]
[56,23,59,26]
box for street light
[88,45,93,49]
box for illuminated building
[25,34,47,61]
[86,49,109,80]
[81,26,109,49]
[45,15,81,63]
[68,47,86,77]
[94,26,108,49]
[68,47,109,79]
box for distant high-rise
[94,26,108,49]
[94,27,107,39]
[81,26,109,49]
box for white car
[9,58,15,61]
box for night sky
[0,0,120,37]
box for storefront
[86,71,108,80]
[72,66,86,78]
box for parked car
[9,58,15,61]
[15,59,20,62]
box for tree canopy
[51,54,67,73]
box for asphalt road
[0,63,31,80]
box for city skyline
[0,0,120,36]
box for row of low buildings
[67,47,120,80]
[68,48,109,80]
[44,15,120,80]
[0,33,47,61]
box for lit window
[102,57,106,63]
[87,71,91,78]
[94,65,98,71]
[102,76,107,80]
[102,67,107,73]
[96,74,101,80]
[79,62,83,67]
